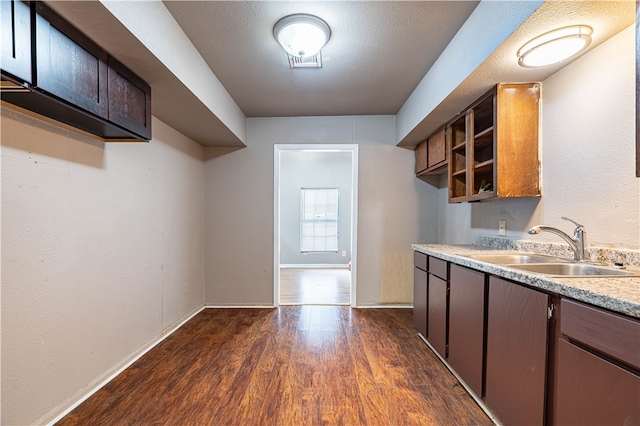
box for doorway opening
[273,144,358,307]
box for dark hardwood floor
[57,306,491,425]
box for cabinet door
[413,267,428,336]
[427,274,447,358]
[35,3,108,118]
[427,127,446,168]
[485,276,549,426]
[1,0,32,83]
[554,339,640,425]
[415,140,427,174]
[108,56,152,140]
[448,265,485,397]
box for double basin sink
[462,253,640,277]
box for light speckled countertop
[412,244,640,319]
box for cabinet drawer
[414,251,427,271]
[561,299,640,370]
[428,257,447,280]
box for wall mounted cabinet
[1,0,32,84]
[415,126,447,179]
[35,3,109,119]
[1,1,151,141]
[447,83,540,203]
[414,139,428,174]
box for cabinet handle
[547,304,556,320]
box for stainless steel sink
[461,253,640,277]
[463,253,562,264]
[509,263,640,277]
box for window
[300,188,339,252]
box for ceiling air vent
[288,52,322,69]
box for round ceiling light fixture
[274,14,331,58]
[517,25,593,68]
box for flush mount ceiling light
[517,25,593,68]
[274,14,331,58]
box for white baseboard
[42,305,205,426]
[204,304,276,309]
[204,305,411,309]
[279,264,349,269]
[354,304,413,309]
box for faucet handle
[561,216,584,229]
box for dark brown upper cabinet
[415,126,447,180]
[1,0,32,84]
[35,2,109,119]
[448,83,540,203]
[107,56,151,140]
[1,1,151,141]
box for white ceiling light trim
[274,14,331,58]
[517,25,593,67]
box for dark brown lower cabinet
[485,276,549,426]
[554,339,639,425]
[553,298,640,425]
[413,266,427,336]
[448,264,486,397]
[427,274,448,358]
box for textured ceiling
[162,1,480,117]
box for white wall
[1,109,205,425]
[436,25,640,248]
[280,151,352,266]
[204,116,440,306]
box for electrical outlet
[342,251,347,257]
[498,220,506,236]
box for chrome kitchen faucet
[527,217,587,262]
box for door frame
[273,144,359,307]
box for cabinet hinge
[547,304,556,320]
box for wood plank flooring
[57,307,492,425]
[280,268,350,305]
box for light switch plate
[498,220,506,236]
